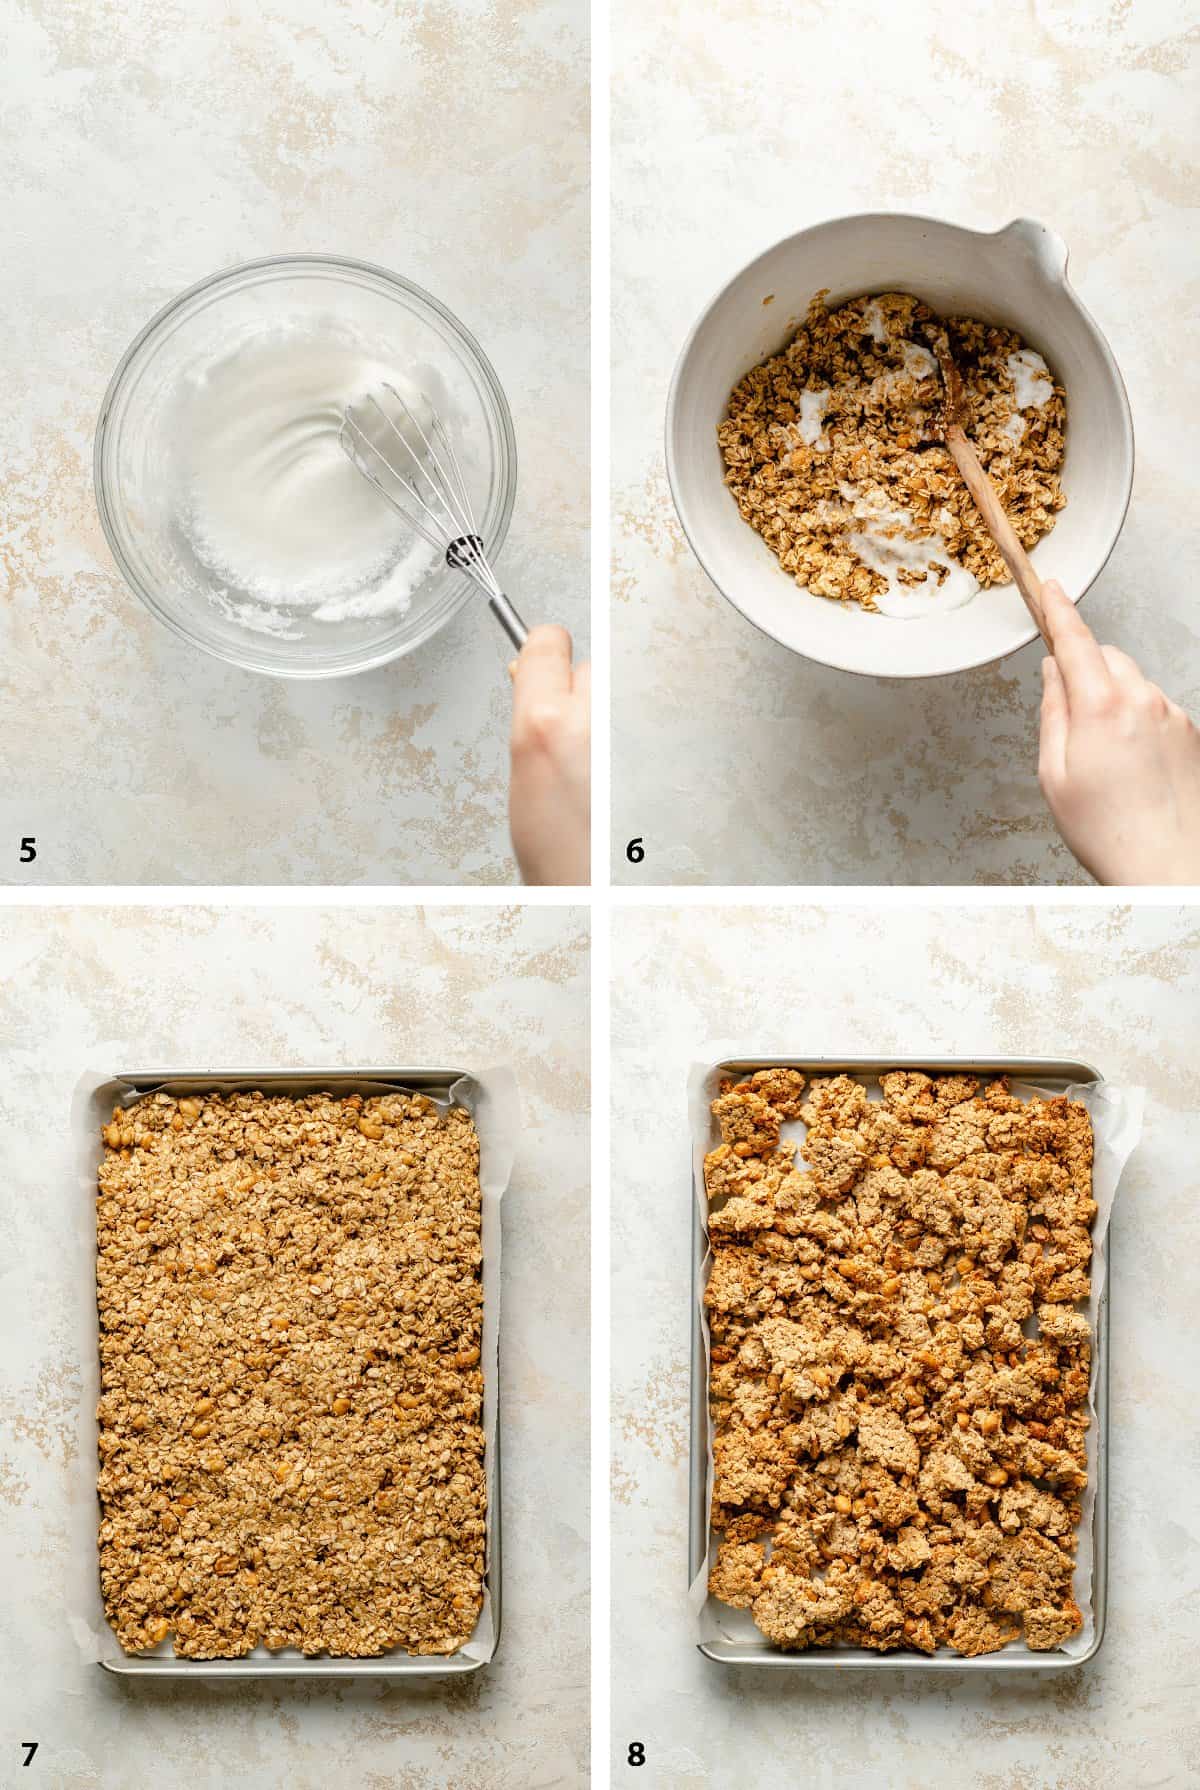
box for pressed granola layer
[96,1088,486,1659]
[704,1068,1094,1657]
[718,291,1067,614]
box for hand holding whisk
[339,383,528,651]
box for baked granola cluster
[718,291,1067,612]
[704,1068,1094,1657]
[96,1089,486,1660]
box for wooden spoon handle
[945,424,1052,648]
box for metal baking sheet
[689,1056,1108,1671]
[81,1067,504,1679]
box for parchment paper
[68,1064,518,1673]
[687,1049,1143,1662]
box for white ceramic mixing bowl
[666,215,1134,678]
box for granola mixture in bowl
[719,290,1067,618]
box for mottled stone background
[612,0,1200,885]
[612,903,1200,1786]
[1,0,587,885]
[0,904,589,1788]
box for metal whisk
[339,383,528,650]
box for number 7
[22,1741,38,1766]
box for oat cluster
[718,291,1067,611]
[704,1068,1094,1657]
[96,1089,486,1660]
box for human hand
[1038,579,1200,885]
[509,624,590,885]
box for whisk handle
[489,590,528,652]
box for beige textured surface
[611,903,1200,1787]
[612,0,1200,885]
[0,0,587,885]
[0,904,589,1788]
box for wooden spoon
[918,316,1052,649]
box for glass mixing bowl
[94,254,518,677]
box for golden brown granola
[718,291,1067,614]
[704,1068,1093,1658]
[96,1089,486,1660]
